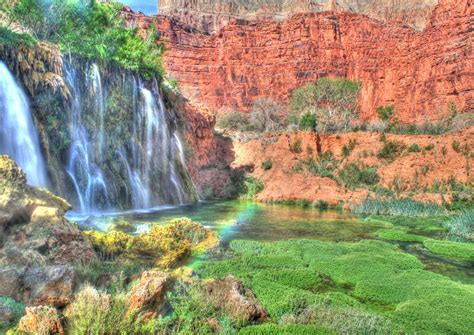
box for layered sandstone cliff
[128,0,473,122]
[158,0,439,32]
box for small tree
[290,77,361,133]
[249,97,285,132]
[376,104,395,122]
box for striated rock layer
[127,0,473,123]
[159,0,439,32]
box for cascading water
[62,61,197,214]
[0,62,48,187]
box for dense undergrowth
[1,0,165,78]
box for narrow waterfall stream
[0,62,48,188]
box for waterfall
[62,62,196,214]
[0,62,48,188]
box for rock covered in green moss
[423,239,474,262]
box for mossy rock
[423,239,474,262]
[376,229,427,243]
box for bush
[261,159,272,171]
[298,112,317,131]
[341,139,357,158]
[216,111,247,131]
[290,139,303,154]
[376,104,395,122]
[240,177,264,199]
[408,143,421,153]
[377,140,406,161]
[290,77,361,133]
[304,151,338,179]
[338,163,379,189]
[0,297,24,333]
[249,97,285,132]
[0,26,36,46]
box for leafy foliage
[9,0,165,78]
[290,78,361,132]
[377,140,406,162]
[338,162,379,188]
[240,177,264,199]
[0,26,36,46]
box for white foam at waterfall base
[0,62,48,188]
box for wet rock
[23,266,76,308]
[18,306,64,335]
[0,267,24,301]
[127,271,173,319]
[202,275,267,323]
[0,156,94,268]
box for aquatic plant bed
[196,239,474,334]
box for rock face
[128,0,473,123]
[202,275,267,323]
[159,0,438,31]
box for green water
[73,201,473,284]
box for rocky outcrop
[18,306,64,335]
[128,0,473,123]
[159,0,438,32]
[127,271,173,319]
[202,275,267,323]
[232,127,474,205]
[0,156,94,304]
[0,156,94,267]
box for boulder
[0,155,94,268]
[23,266,76,308]
[202,275,267,323]
[18,306,63,335]
[127,271,173,319]
[0,267,24,301]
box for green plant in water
[353,199,444,217]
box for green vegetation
[353,199,444,217]
[341,139,357,158]
[376,229,427,243]
[376,104,395,122]
[196,239,474,334]
[0,297,24,333]
[240,177,264,199]
[445,210,474,241]
[303,151,338,179]
[408,143,421,153]
[216,111,246,131]
[338,162,379,189]
[7,0,165,78]
[377,140,406,162]
[423,239,474,262]
[84,218,218,268]
[239,324,333,334]
[261,159,272,171]
[0,26,36,46]
[290,138,303,153]
[290,78,361,133]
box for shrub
[338,163,379,188]
[290,77,361,132]
[304,151,338,179]
[299,112,317,131]
[377,140,406,161]
[261,159,272,171]
[216,111,247,131]
[408,143,421,153]
[341,139,357,158]
[0,26,36,46]
[290,139,303,153]
[376,104,395,122]
[0,297,24,333]
[424,144,434,151]
[240,177,264,199]
[249,97,285,132]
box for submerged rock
[202,275,267,323]
[127,271,173,320]
[18,306,64,335]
